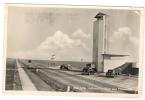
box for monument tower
[93,12,129,72]
[93,12,107,72]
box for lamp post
[51,54,55,66]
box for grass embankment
[5,58,22,90]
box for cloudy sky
[6,6,141,62]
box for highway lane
[37,68,125,93]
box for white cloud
[109,27,131,42]
[108,27,139,62]
[38,31,74,51]
[72,29,92,50]
[72,28,91,39]
[14,29,92,61]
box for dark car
[82,63,96,75]
[60,64,72,70]
[106,69,115,78]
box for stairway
[114,63,134,75]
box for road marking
[16,60,37,91]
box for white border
[0,0,145,100]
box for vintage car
[106,69,116,78]
[60,64,72,70]
[82,63,96,75]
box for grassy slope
[5,58,22,90]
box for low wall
[104,59,126,72]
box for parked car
[106,68,122,78]
[82,63,96,75]
[60,64,72,70]
[106,69,115,78]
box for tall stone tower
[93,12,107,72]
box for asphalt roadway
[18,60,138,94]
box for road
[19,60,138,93]
[37,68,126,93]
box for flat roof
[102,54,129,57]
